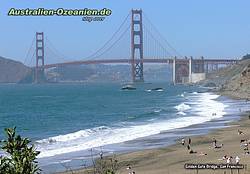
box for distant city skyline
[1,0,250,63]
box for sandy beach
[116,112,250,174]
[59,110,250,174]
[59,60,250,174]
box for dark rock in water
[204,82,217,87]
[121,85,136,90]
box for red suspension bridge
[24,9,239,83]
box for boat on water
[151,87,164,91]
[121,85,136,90]
[145,87,164,92]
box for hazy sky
[1,0,250,64]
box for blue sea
[0,83,249,173]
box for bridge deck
[39,58,239,69]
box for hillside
[0,56,172,83]
[46,64,172,83]
[202,59,250,99]
[0,56,31,83]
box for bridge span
[41,58,238,69]
[31,9,239,83]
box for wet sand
[60,111,250,174]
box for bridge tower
[131,9,144,82]
[35,32,45,83]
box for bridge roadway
[39,58,239,69]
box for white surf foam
[188,93,227,119]
[154,109,162,113]
[36,116,213,158]
[175,103,191,111]
[177,111,186,115]
[36,92,227,158]
[37,126,109,144]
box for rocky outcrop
[201,59,250,99]
[219,60,250,99]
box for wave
[177,111,186,115]
[175,103,191,111]
[36,115,219,158]
[36,92,227,159]
[153,109,162,113]
[37,126,110,144]
[189,93,227,118]
[125,109,163,121]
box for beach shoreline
[58,90,250,174]
[56,57,250,173]
[59,109,250,174]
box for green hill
[0,56,31,83]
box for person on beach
[244,143,248,151]
[218,155,228,161]
[223,155,227,160]
[188,138,191,145]
[212,138,223,149]
[198,152,207,156]
[127,165,136,174]
[240,139,246,143]
[212,138,217,148]
[99,152,103,159]
[182,138,185,145]
[235,156,240,164]
[238,129,244,135]
[189,149,197,154]
[226,157,232,164]
[187,144,191,150]
[214,143,223,149]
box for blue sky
[1,0,250,64]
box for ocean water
[0,83,248,173]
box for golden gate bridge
[23,9,238,83]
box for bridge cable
[27,49,36,67]
[45,37,70,62]
[84,12,131,59]
[24,35,35,66]
[93,24,131,59]
[143,12,183,58]
[143,24,173,58]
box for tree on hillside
[242,54,250,60]
[0,127,41,174]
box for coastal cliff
[202,59,250,99]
